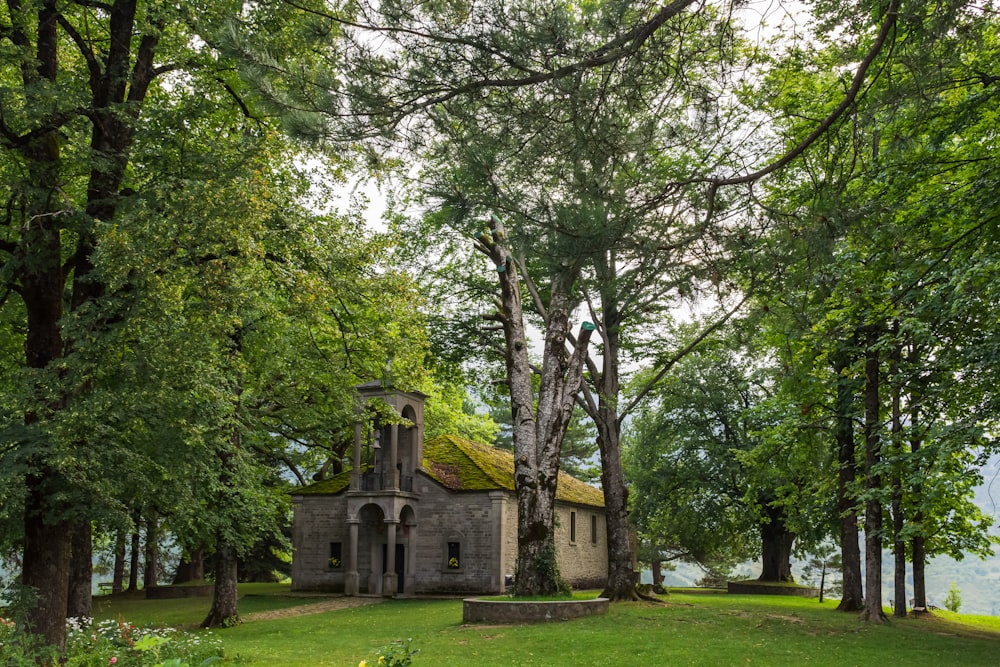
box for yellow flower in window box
[329,556,341,568]
[448,557,459,569]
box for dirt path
[243,596,382,622]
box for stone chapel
[289,380,607,596]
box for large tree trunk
[758,503,794,582]
[832,349,864,611]
[11,4,160,653]
[17,7,71,647]
[584,279,637,601]
[22,476,72,654]
[67,521,93,619]
[861,326,887,623]
[595,421,636,599]
[474,216,592,596]
[202,544,240,628]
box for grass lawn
[92,584,1000,666]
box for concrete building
[290,382,607,596]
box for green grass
[92,584,1000,666]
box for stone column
[382,519,398,597]
[350,422,362,490]
[491,491,507,592]
[388,423,399,490]
[345,519,359,596]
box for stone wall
[290,495,350,592]
[554,504,608,589]
[290,474,608,594]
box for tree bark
[67,521,93,619]
[581,264,638,601]
[144,513,160,589]
[909,404,927,611]
[860,326,887,623]
[890,333,906,617]
[129,518,141,592]
[22,476,72,654]
[832,348,864,612]
[202,544,240,628]
[758,503,795,582]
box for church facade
[289,382,607,596]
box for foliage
[945,582,963,613]
[358,638,420,667]
[62,617,223,667]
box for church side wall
[412,479,504,594]
[554,503,608,590]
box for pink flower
[109,658,117,665]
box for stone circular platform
[463,596,609,624]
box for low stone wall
[726,581,820,597]
[463,597,609,624]
[145,584,214,599]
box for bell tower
[345,379,426,597]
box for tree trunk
[113,530,127,594]
[11,5,160,653]
[860,326,887,623]
[595,417,637,599]
[758,503,795,582]
[67,521,93,619]
[17,7,71,645]
[202,543,240,628]
[833,349,864,612]
[585,282,637,601]
[129,522,141,592]
[910,405,927,611]
[890,333,906,618]
[652,561,663,587]
[174,547,206,584]
[22,475,72,654]
[144,513,159,589]
[474,216,592,596]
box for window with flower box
[328,542,342,570]
[447,542,461,570]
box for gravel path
[243,596,382,622]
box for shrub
[358,638,419,667]
[64,617,223,666]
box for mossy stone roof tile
[292,434,604,509]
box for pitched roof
[292,434,605,508]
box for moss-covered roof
[423,435,604,508]
[293,468,352,496]
[292,434,605,508]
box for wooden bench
[97,582,114,595]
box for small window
[329,542,342,569]
[570,511,577,544]
[447,541,461,570]
[591,514,598,544]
